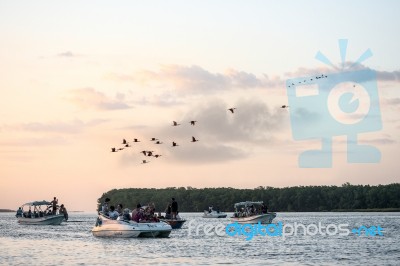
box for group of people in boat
[233,203,268,218]
[15,196,68,221]
[101,197,180,222]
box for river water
[0,212,399,265]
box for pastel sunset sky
[1,1,399,211]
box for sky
[0,0,399,211]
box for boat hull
[18,215,65,225]
[160,219,186,229]
[92,218,172,238]
[202,214,227,218]
[230,213,276,224]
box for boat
[17,201,65,225]
[92,213,172,238]
[230,201,276,224]
[202,206,227,218]
[160,217,186,229]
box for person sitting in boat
[101,198,110,213]
[165,204,172,219]
[27,209,32,218]
[59,204,68,221]
[116,204,123,215]
[132,204,143,222]
[261,203,268,214]
[34,210,39,218]
[122,208,131,221]
[208,206,213,213]
[108,206,119,220]
[16,207,23,217]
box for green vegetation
[97,183,400,212]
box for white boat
[92,214,172,238]
[202,207,227,218]
[230,201,276,224]
[17,201,65,225]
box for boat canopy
[21,201,52,207]
[234,201,263,208]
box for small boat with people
[202,206,227,218]
[230,201,276,224]
[92,212,172,238]
[16,200,65,225]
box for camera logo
[287,39,382,168]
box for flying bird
[228,108,236,113]
[172,121,180,126]
[191,136,199,142]
[155,141,163,144]
[153,154,162,158]
[141,160,150,164]
[281,105,289,109]
[147,151,154,156]
[118,148,124,151]
[133,138,140,143]
[122,139,128,144]
[190,120,197,126]
[111,148,117,152]
[141,150,147,156]
[150,138,158,141]
[172,141,179,147]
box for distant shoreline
[0,209,14,213]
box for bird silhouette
[172,141,179,147]
[191,136,199,142]
[281,105,289,109]
[111,147,117,152]
[153,154,162,158]
[155,141,163,144]
[190,120,197,126]
[118,148,124,151]
[228,108,236,113]
[125,144,131,148]
[147,151,154,156]
[122,139,128,144]
[150,138,158,141]
[141,160,150,164]
[141,150,147,156]
[133,138,140,143]
[172,121,180,126]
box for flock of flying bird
[110,105,289,164]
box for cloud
[57,51,79,57]
[106,64,399,98]
[118,98,288,164]
[66,87,131,110]
[4,119,107,134]
[105,65,282,94]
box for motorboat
[92,213,172,238]
[160,217,186,229]
[230,201,276,224]
[202,207,227,218]
[17,201,65,225]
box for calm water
[0,212,399,265]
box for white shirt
[108,210,119,220]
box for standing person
[51,197,58,215]
[171,198,178,219]
[59,204,68,221]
